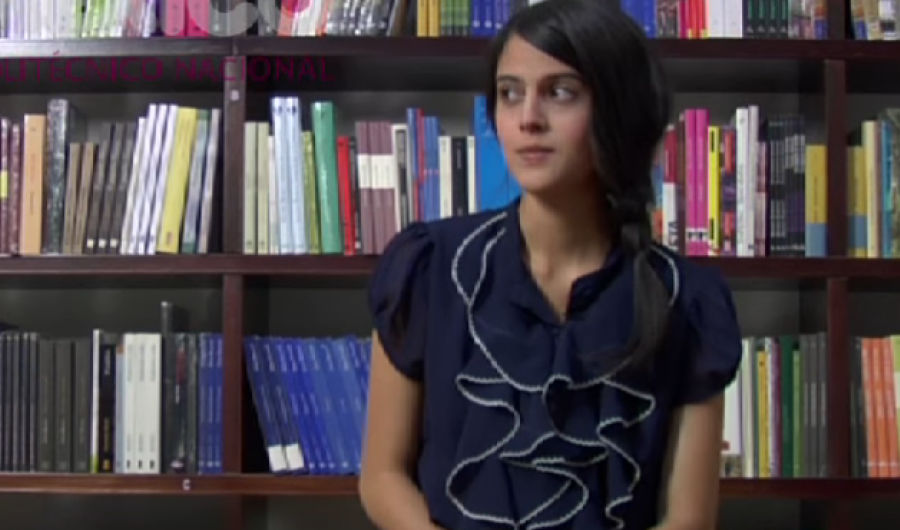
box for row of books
[654,107,826,258]
[0,319,888,480]
[0,97,886,259]
[721,332,829,479]
[628,0,826,39]
[245,335,370,476]
[0,0,233,39]
[0,308,224,475]
[242,95,506,256]
[242,99,829,259]
[848,2,900,40]
[0,99,222,257]
[850,335,900,478]
[847,110,900,258]
[0,0,831,41]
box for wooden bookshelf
[0,35,895,62]
[1,255,900,279]
[2,0,900,528]
[1,474,898,500]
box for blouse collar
[496,197,628,326]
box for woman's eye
[552,86,576,100]
[499,87,524,102]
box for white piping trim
[444,212,682,530]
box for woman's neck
[517,191,612,275]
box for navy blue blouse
[368,198,743,530]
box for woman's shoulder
[366,208,510,381]
[647,243,744,405]
[374,208,512,280]
[646,243,733,311]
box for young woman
[358,1,743,530]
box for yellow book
[757,344,769,478]
[157,107,198,254]
[303,131,321,254]
[21,114,46,256]
[863,120,879,257]
[708,125,720,255]
[417,0,429,36]
[805,144,827,256]
[847,144,863,257]
[428,0,440,35]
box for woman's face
[493,34,596,198]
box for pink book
[354,121,375,255]
[165,0,187,37]
[696,108,709,256]
[278,0,301,35]
[685,109,696,256]
[186,0,209,36]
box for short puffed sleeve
[675,269,744,405]
[367,223,434,381]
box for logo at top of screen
[171,0,283,37]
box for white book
[129,104,165,254]
[391,124,407,234]
[439,135,452,220]
[746,105,758,256]
[144,333,162,474]
[198,108,221,254]
[119,117,147,254]
[144,105,178,254]
[267,134,280,255]
[100,0,115,37]
[244,121,257,253]
[89,329,101,472]
[256,122,270,254]
[271,97,294,254]
[466,136,476,213]
[122,333,137,473]
[287,97,307,254]
[181,111,210,253]
[358,122,373,248]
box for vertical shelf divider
[223,55,247,255]
[223,273,245,474]
[826,277,850,479]
[825,59,847,256]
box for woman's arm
[359,330,441,530]
[653,393,725,530]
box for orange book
[862,338,879,477]
[872,337,891,477]
[881,337,900,477]
[20,114,45,255]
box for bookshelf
[2,0,900,529]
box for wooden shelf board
[0,37,891,93]
[0,255,238,275]
[234,36,488,57]
[0,474,897,498]
[234,36,900,61]
[228,255,379,276]
[0,255,898,278]
[0,37,893,62]
[0,254,378,276]
[0,474,357,495]
[227,255,900,279]
[0,38,232,59]
[693,256,900,278]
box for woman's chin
[512,169,565,195]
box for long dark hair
[486,0,673,370]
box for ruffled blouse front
[368,201,743,530]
